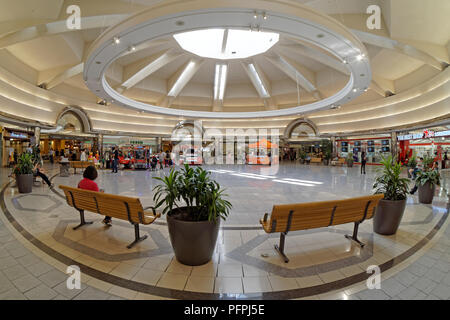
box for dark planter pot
[347,161,353,167]
[323,159,329,166]
[16,174,33,193]
[299,159,305,164]
[373,199,407,235]
[418,182,435,204]
[167,208,220,266]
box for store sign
[10,132,28,139]
[398,129,450,141]
[435,130,450,137]
[130,140,143,145]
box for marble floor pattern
[0,163,449,300]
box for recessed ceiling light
[129,45,136,52]
[113,36,120,44]
[353,88,358,92]
[343,59,348,64]
[263,12,267,20]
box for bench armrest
[263,213,269,223]
[143,206,160,217]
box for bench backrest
[59,185,146,224]
[266,194,384,233]
[70,161,93,168]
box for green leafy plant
[347,152,353,162]
[152,164,232,222]
[407,155,417,168]
[321,139,332,160]
[13,153,34,175]
[373,155,409,201]
[299,150,307,160]
[416,170,440,188]
[421,155,434,170]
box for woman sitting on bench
[34,163,52,187]
[78,166,110,226]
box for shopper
[112,147,119,173]
[361,151,367,174]
[49,148,54,164]
[34,163,52,187]
[80,149,87,161]
[77,166,110,225]
[158,151,164,170]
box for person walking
[80,149,87,162]
[112,147,119,173]
[360,151,367,174]
[158,151,164,170]
[49,148,54,164]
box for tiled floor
[0,163,449,300]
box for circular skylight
[173,28,279,60]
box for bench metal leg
[274,232,289,263]
[127,224,148,249]
[73,210,93,230]
[345,222,365,247]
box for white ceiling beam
[45,62,84,89]
[279,43,350,76]
[159,96,175,108]
[0,14,128,49]
[167,58,204,98]
[265,54,315,91]
[120,49,185,90]
[212,99,223,112]
[241,61,272,99]
[372,75,396,95]
[263,97,277,111]
[351,29,445,70]
[369,81,387,97]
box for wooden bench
[70,161,94,174]
[310,157,322,165]
[59,185,160,248]
[331,158,346,166]
[260,194,384,262]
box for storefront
[39,134,97,161]
[336,135,392,164]
[1,127,35,167]
[398,128,450,168]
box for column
[157,137,162,153]
[34,127,41,146]
[391,132,398,159]
[330,136,336,158]
[98,134,103,156]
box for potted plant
[372,155,409,235]
[416,167,440,204]
[321,139,332,165]
[346,152,354,167]
[152,164,232,266]
[299,150,306,164]
[13,153,34,193]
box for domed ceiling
[0,0,449,135]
